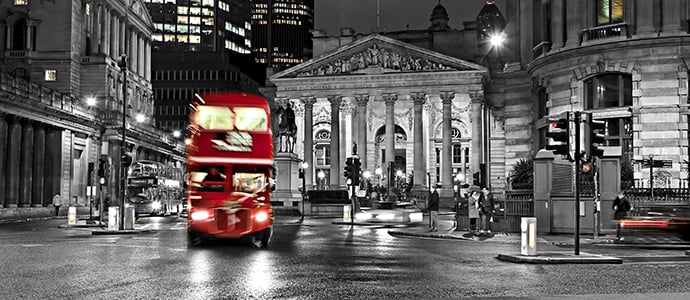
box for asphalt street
[1,215,690,299]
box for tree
[509,157,533,190]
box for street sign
[636,159,672,168]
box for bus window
[233,107,268,131]
[232,172,266,194]
[196,106,235,130]
[190,165,226,192]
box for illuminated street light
[301,162,309,169]
[489,33,505,47]
[363,171,371,179]
[396,170,403,177]
[317,170,325,179]
[375,168,382,175]
[86,96,96,107]
[173,130,181,138]
[135,113,145,123]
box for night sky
[314,0,508,36]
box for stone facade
[0,0,183,218]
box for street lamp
[317,170,325,190]
[489,32,505,47]
[135,113,145,123]
[86,96,96,107]
[172,130,181,138]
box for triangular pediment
[272,34,486,80]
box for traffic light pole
[574,111,581,256]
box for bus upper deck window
[197,106,235,130]
[233,107,267,131]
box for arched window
[597,0,624,26]
[12,19,27,50]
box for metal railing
[582,23,628,43]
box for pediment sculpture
[297,44,455,77]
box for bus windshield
[195,105,267,131]
[189,165,227,192]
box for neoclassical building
[269,0,690,205]
[0,0,183,217]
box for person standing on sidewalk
[613,192,631,239]
[428,185,440,232]
[468,188,480,232]
[52,194,62,216]
[479,187,494,234]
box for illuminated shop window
[15,0,28,5]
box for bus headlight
[152,201,161,210]
[191,210,210,221]
[255,211,268,222]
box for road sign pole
[574,111,581,256]
[649,155,654,199]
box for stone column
[439,92,454,189]
[91,3,101,55]
[131,30,138,73]
[564,0,582,48]
[383,94,397,176]
[103,7,110,57]
[138,36,144,76]
[550,0,565,50]
[327,95,342,188]
[145,41,151,81]
[32,123,45,207]
[635,0,656,36]
[661,0,683,35]
[470,92,484,177]
[6,116,22,207]
[120,19,126,56]
[411,92,426,189]
[20,120,34,207]
[111,12,119,57]
[355,94,369,170]
[301,96,317,188]
[0,113,7,207]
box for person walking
[613,192,631,240]
[428,185,440,232]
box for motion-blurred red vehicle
[619,206,690,241]
[185,91,274,247]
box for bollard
[520,217,537,256]
[67,207,77,225]
[124,207,135,230]
[108,206,119,231]
[343,205,351,222]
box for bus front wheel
[187,231,204,247]
[249,227,272,249]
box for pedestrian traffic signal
[545,114,571,158]
[587,116,606,159]
[121,153,133,168]
[298,168,304,179]
[472,172,480,186]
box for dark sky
[314,0,508,36]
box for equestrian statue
[275,102,297,153]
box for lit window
[190,16,201,25]
[189,35,201,44]
[234,107,268,131]
[152,34,163,41]
[177,16,188,24]
[202,18,214,26]
[202,8,214,16]
[164,34,176,42]
[190,7,201,15]
[196,106,235,130]
[15,0,28,5]
[597,0,623,25]
[219,1,230,12]
[202,0,214,7]
[177,34,189,43]
[164,24,175,32]
[177,6,189,15]
[177,25,189,33]
[190,26,200,34]
[44,70,57,81]
[154,23,164,31]
[85,3,90,15]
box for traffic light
[344,157,354,180]
[352,158,361,186]
[472,172,480,186]
[479,163,487,188]
[587,115,606,159]
[545,113,570,158]
[121,152,133,168]
[298,168,304,179]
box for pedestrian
[52,194,62,216]
[479,187,494,234]
[428,185,440,232]
[468,188,480,232]
[613,192,631,240]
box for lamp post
[317,170,325,190]
[299,162,308,222]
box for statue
[276,102,297,153]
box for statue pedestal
[273,152,302,209]
[439,188,456,210]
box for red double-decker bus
[185,91,274,247]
